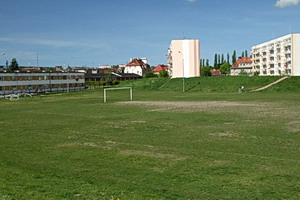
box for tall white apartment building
[251,33,300,76]
[167,39,200,78]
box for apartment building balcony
[284,49,292,54]
[268,61,275,65]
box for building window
[0,86,2,91]
[0,76,2,81]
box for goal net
[103,87,133,103]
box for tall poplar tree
[214,54,218,68]
[232,50,237,65]
[206,59,209,67]
[227,53,230,64]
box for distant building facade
[251,33,300,76]
[125,58,150,77]
[210,69,222,76]
[153,65,168,75]
[0,72,85,95]
[231,57,253,76]
[167,39,200,78]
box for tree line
[200,50,249,76]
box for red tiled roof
[153,65,168,73]
[232,57,252,68]
[210,69,222,76]
[21,67,41,72]
[126,59,146,66]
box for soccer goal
[103,87,133,103]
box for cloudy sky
[0,0,299,67]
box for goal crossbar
[103,87,133,103]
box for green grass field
[1,77,300,199]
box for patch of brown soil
[118,101,257,108]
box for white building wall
[168,39,200,78]
[124,66,143,76]
[183,40,190,77]
[292,34,300,76]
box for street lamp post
[1,53,6,69]
[178,51,185,92]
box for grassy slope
[117,77,169,90]
[160,76,284,92]
[118,76,299,93]
[265,76,300,92]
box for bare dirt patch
[286,121,300,133]
[119,149,187,161]
[118,101,258,108]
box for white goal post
[103,87,133,103]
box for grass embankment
[118,76,299,93]
[117,77,169,90]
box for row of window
[261,69,291,75]
[0,75,84,81]
[0,83,85,91]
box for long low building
[0,72,85,95]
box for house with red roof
[210,69,222,76]
[231,57,253,76]
[125,58,150,77]
[153,65,168,75]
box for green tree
[221,54,224,64]
[200,59,204,67]
[253,71,260,76]
[220,62,231,75]
[214,54,218,68]
[8,58,19,72]
[201,66,212,76]
[232,50,237,65]
[245,50,248,57]
[227,53,230,64]
[159,69,169,77]
[104,72,113,85]
[242,51,245,57]
[145,71,158,78]
[206,59,209,67]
